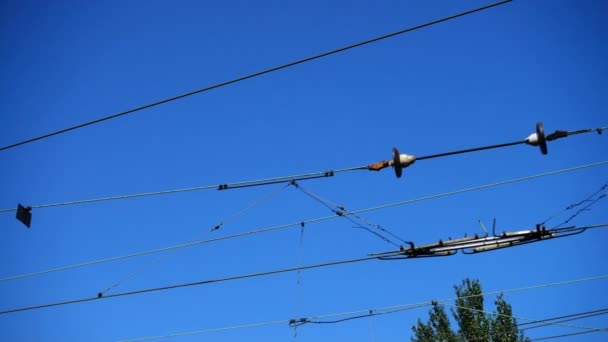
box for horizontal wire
[0,255,379,315]
[530,329,604,341]
[443,303,608,333]
[115,274,608,341]
[0,167,362,213]
[519,307,608,327]
[2,160,606,283]
[2,223,607,316]
[2,125,604,214]
[522,310,608,331]
[416,140,525,161]
[0,0,513,152]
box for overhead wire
[0,168,357,213]
[98,184,289,296]
[2,223,607,315]
[115,274,608,341]
[0,0,513,152]
[530,329,605,341]
[541,182,607,227]
[0,123,607,223]
[442,303,608,333]
[2,125,605,217]
[2,160,607,283]
[519,308,608,331]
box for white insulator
[399,154,416,168]
[526,132,539,146]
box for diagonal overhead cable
[115,274,608,341]
[5,124,606,228]
[0,0,512,152]
[2,160,607,283]
[1,223,606,315]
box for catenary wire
[0,167,361,213]
[115,274,608,341]
[530,329,605,341]
[2,224,607,316]
[442,303,608,333]
[519,308,608,330]
[0,255,380,315]
[1,125,604,214]
[1,160,606,283]
[0,0,512,152]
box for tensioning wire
[0,0,512,152]
[114,274,608,341]
[1,160,606,283]
[2,224,608,316]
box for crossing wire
[0,0,512,152]
[1,160,606,283]
[2,224,607,316]
[115,274,608,341]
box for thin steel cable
[519,308,608,327]
[541,182,607,226]
[292,182,411,245]
[115,274,608,341]
[3,225,608,316]
[416,140,525,161]
[210,183,290,231]
[530,329,604,341]
[0,0,512,152]
[2,160,606,283]
[0,255,380,315]
[100,184,288,295]
[521,309,608,331]
[0,167,361,213]
[443,303,608,333]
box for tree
[411,279,530,342]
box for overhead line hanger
[0,0,512,153]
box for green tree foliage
[411,279,530,342]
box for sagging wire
[541,182,607,228]
[290,181,411,248]
[98,184,289,297]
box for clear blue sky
[1,0,607,341]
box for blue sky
[1,0,607,341]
